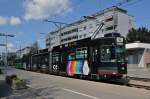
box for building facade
[126,43,150,68]
[126,43,150,79]
[16,47,31,58]
[46,6,135,50]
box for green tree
[127,27,150,43]
[7,54,17,66]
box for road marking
[62,88,100,99]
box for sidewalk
[127,66,150,79]
[0,68,57,99]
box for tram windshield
[101,45,116,62]
[101,45,125,62]
[116,46,126,62]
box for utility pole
[43,20,70,72]
[43,20,69,45]
[20,44,21,58]
[40,33,48,49]
[0,33,15,67]
[5,35,8,67]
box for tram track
[127,83,150,90]
[129,77,150,82]
[127,77,150,90]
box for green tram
[14,58,23,69]
[50,35,127,80]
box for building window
[105,17,113,22]
[79,35,82,38]
[83,26,86,30]
[105,26,114,31]
[72,28,78,32]
[95,20,101,26]
[61,35,78,42]
[61,28,78,36]
[68,37,71,41]
[89,24,93,29]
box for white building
[126,42,150,79]
[46,6,135,50]
[16,47,31,58]
[126,43,150,68]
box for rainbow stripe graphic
[67,60,83,76]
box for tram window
[60,52,67,62]
[116,46,125,53]
[116,46,125,62]
[52,56,59,63]
[45,58,48,62]
[68,49,76,60]
[68,53,75,60]
[101,45,116,62]
[76,48,83,59]
[52,53,59,63]
[76,47,87,59]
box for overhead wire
[121,0,143,7]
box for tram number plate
[53,65,58,72]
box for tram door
[90,46,100,74]
[52,52,60,73]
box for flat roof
[48,6,127,34]
[126,43,150,49]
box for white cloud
[0,16,8,25]
[7,43,17,52]
[0,0,72,25]
[23,0,72,20]
[7,43,14,48]
[0,43,17,52]
[10,16,21,25]
[0,16,21,26]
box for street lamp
[0,44,6,46]
[38,33,48,49]
[40,33,47,35]
[43,19,69,27]
[0,33,15,67]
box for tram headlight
[121,67,125,70]
[112,72,116,75]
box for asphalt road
[1,67,150,99]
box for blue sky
[0,0,149,52]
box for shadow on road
[0,80,12,98]
[5,86,60,99]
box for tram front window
[116,46,126,62]
[101,45,116,62]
